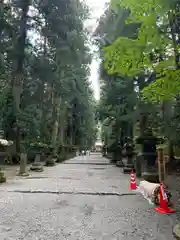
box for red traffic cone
[130,170,136,190]
[154,183,175,214]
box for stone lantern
[0,130,14,182]
[116,140,124,167]
[136,128,163,183]
[123,137,134,173]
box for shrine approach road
[0,153,178,239]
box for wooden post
[157,148,166,184]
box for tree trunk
[69,115,73,146]
[168,11,180,69]
[59,103,67,143]
[162,100,174,161]
[40,33,47,138]
[51,96,61,156]
[168,140,174,162]
[12,1,30,161]
[139,114,148,135]
[0,0,4,40]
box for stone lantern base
[123,164,134,174]
[141,152,159,183]
[135,153,142,177]
[142,166,159,183]
[0,169,6,183]
[116,160,124,167]
[123,155,134,174]
[142,172,159,183]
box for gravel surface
[0,153,178,239]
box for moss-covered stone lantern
[136,128,163,183]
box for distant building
[93,122,103,152]
[95,139,103,152]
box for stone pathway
[0,153,178,239]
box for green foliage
[142,70,180,102]
[95,0,180,162]
[104,37,148,75]
[0,0,97,157]
[103,0,180,103]
[94,6,140,150]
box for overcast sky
[84,0,110,100]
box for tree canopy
[104,0,180,102]
[0,0,97,162]
[95,0,180,160]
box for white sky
[84,0,110,100]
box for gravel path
[0,153,178,239]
